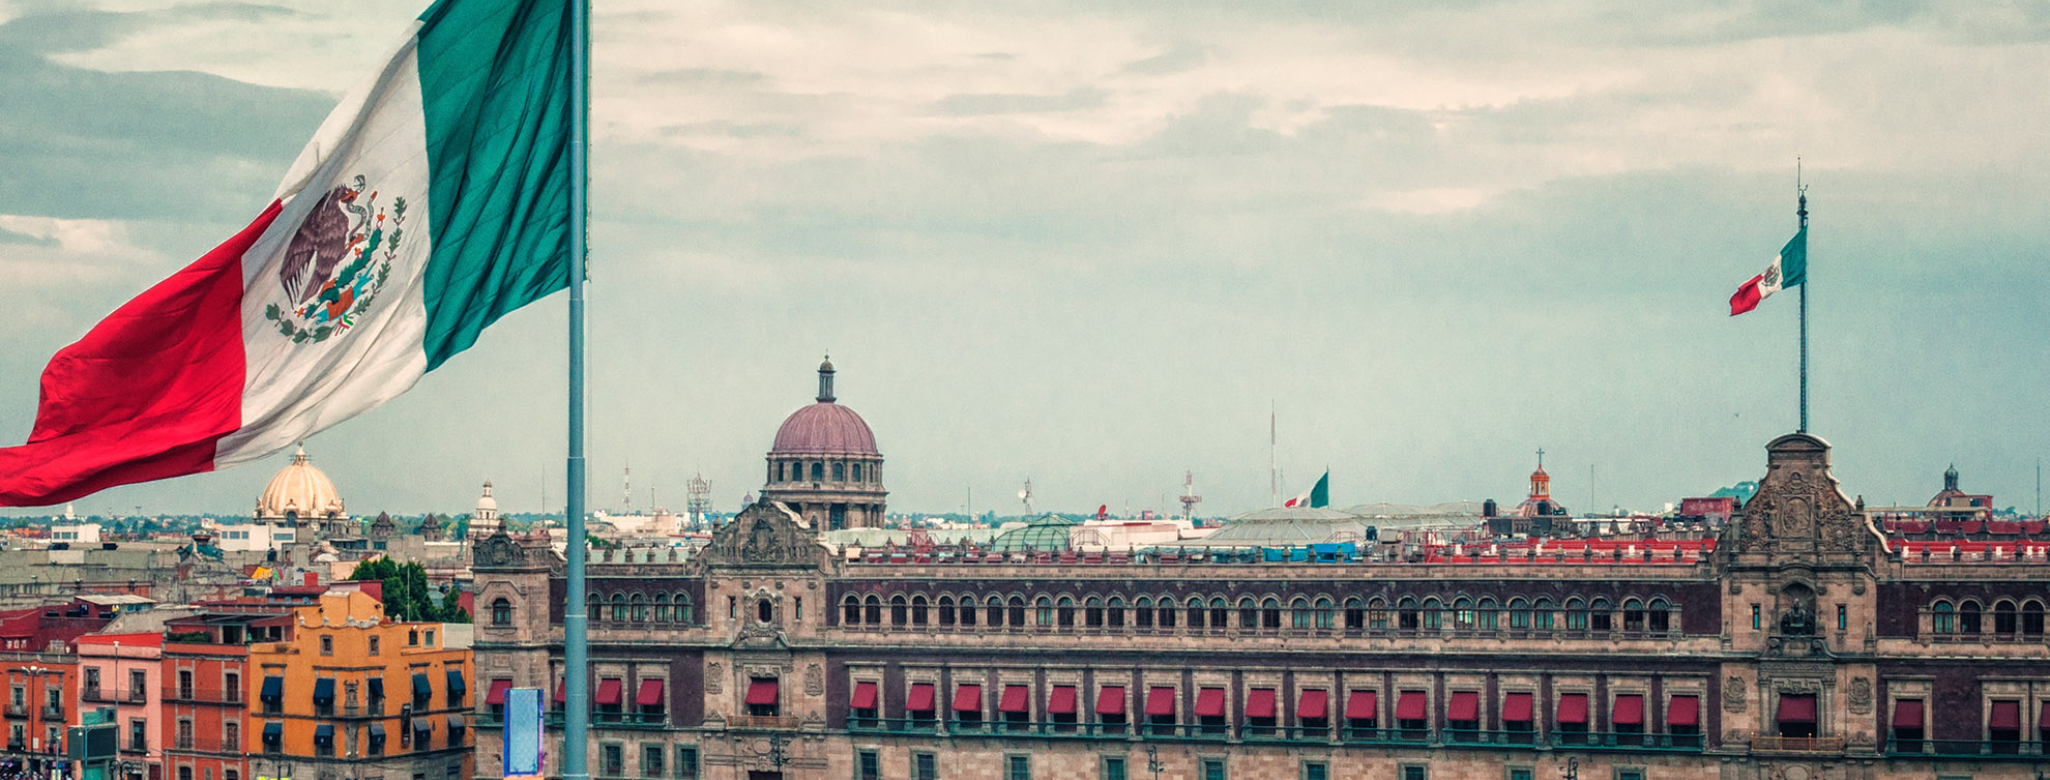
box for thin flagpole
[563,0,592,777]
[1797,179,1809,433]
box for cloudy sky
[3,0,2048,519]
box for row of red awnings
[848,684,1697,725]
[546,679,670,707]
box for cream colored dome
[257,445,345,520]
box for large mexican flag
[0,0,573,506]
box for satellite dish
[1017,490,1029,499]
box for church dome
[769,358,879,456]
[257,445,344,519]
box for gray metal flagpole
[564,0,592,777]
[1797,181,1809,433]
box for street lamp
[1562,756,1578,780]
[1144,744,1162,780]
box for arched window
[1994,600,2018,636]
[1648,599,1672,634]
[1008,596,1026,627]
[1290,598,1312,629]
[586,592,601,623]
[1959,601,1983,634]
[1453,597,1475,630]
[842,595,861,625]
[490,598,512,626]
[1210,598,1229,629]
[1135,597,1154,629]
[889,595,908,626]
[757,598,773,623]
[609,593,626,623]
[852,463,863,482]
[1157,597,1177,629]
[1397,596,1420,631]
[832,462,845,481]
[1344,598,1365,630]
[1532,598,1554,630]
[1314,598,1334,629]
[2022,601,2045,637]
[1261,598,1282,630]
[911,595,929,626]
[1589,598,1613,632]
[1368,597,1389,630]
[1476,597,1497,631]
[1508,598,1531,630]
[959,596,978,628]
[1932,601,1954,634]
[1186,597,1205,630]
[1622,599,1645,633]
[1036,597,1054,627]
[986,596,1003,627]
[1564,598,1588,631]
[937,596,956,626]
[1107,597,1126,629]
[1420,598,1444,630]
[1057,597,1076,629]
[675,593,693,624]
[1085,597,1105,628]
[629,593,647,622]
[864,595,883,625]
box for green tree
[347,557,469,623]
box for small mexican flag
[0,0,572,506]
[1729,228,1807,316]
[1284,470,1330,509]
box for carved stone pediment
[697,501,836,572]
[474,530,549,570]
[1720,434,1876,566]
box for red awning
[1991,700,2021,730]
[1777,694,1816,724]
[1048,686,1077,715]
[635,679,665,707]
[851,681,878,710]
[1892,699,1922,729]
[1448,691,1479,721]
[1146,687,1175,717]
[2041,702,2050,732]
[1246,689,1277,719]
[1298,689,1328,720]
[1668,695,1699,727]
[1396,691,1427,721]
[745,679,778,707]
[907,683,936,712]
[999,685,1029,714]
[1096,686,1127,716]
[1503,692,1533,722]
[1557,693,1589,724]
[1346,691,1377,721]
[1613,694,1645,726]
[486,680,512,706]
[1195,688,1225,718]
[554,680,566,703]
[954,684,982,713]
[595,679,623,705]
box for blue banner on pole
[505,687,544,777]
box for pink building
[77,633,165,780]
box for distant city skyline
[4,2,2047,518]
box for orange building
[163,609,296,780]
[245,592,471,780]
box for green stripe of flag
[1780,227,1807,288]
[415,0,575,371]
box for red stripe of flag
[0,202,282,506]
[1729,273,1764,316]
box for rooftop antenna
[1018,478,1034,516]
[622,461,631,512]
[686,472,712,526]
[1179,471,1203,522]
[1269,401,1277,507]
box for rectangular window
[1837,604,1847,631]
[1202,759,1226,780]
[1508,769,1534,780]
[128,719,147,752]
[1751,604,1761,629]
[675,746,699,780]
[321,635,334,655]
[1399,766,1425,780]
[641,744,664,778]
[1006,754,1030,780]
[1614,770,1644,780]
[129,670,148,701]
[914,752,938,780]
[1102,756,1126,780]
[600,744,623,778]
[857,750,880,780]
[1303,762,1330,780]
